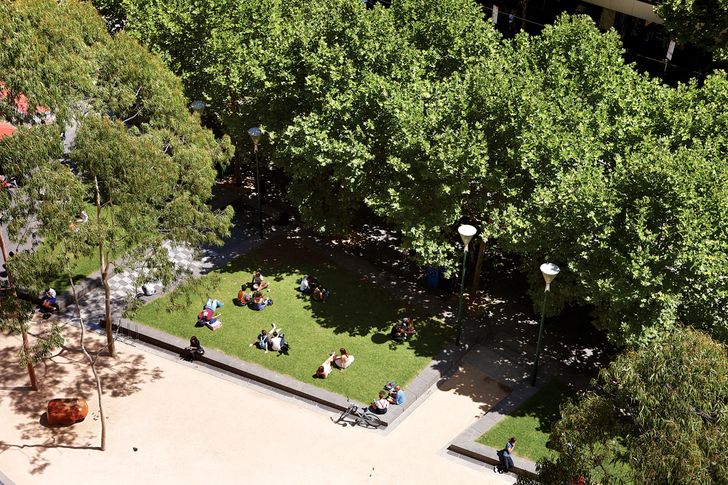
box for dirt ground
[0,322,514,485]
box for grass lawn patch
[131,237,452,403]
[477,380,572,463]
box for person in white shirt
[369,391,389,415]
[334,348,355,369]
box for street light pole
[455,225,477,347]
[531,262,560,386]
[248,127,263,239]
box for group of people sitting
[236,271,273,310]
[369,382,406,415]
[313,348,355,378]
[390,317,416,342]
[299,275,330,303]
[250,323,289,354]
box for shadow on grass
[209,237,453,360]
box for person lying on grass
[251,270,269,291]
[333,348,355,369]
[314,352,336,379]
[197,307,222,326]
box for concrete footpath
[0,324,516,485]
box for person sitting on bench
[40,288,59,312]
[369,390,389,415]
[183,336,205,361]
[314,352,336,379]
[251,270,269,291]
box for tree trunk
[20,322,38,391]
[69,274,106,451]
[95,176,115,357]
[1,233,38,390]
[471,238,486,295]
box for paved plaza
[0,325,515,485]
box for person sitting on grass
[369,390,389,415]
[251,270,269,291]
[268,330,290,355]
[311,286,330,303]
[391,317,416,342]
[299,275,317,294]
[387,385,405,405]
[249,324,282,353]
[313,352,336,379]
[40,288,59,313]
[183,336,205,361]
[250,291,273,311]
[236,285,252,306]
[333,348,355,369]
[250,329,269,351]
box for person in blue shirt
[40,288,58,312]
[498,437,516,473]
[387,385,406,406]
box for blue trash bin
[425,266,440,289]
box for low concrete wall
[114,317,469,429]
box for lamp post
[247,127,263,239]
[531,262,560,386]
[455,224,477,347]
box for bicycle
[333,402,385,429]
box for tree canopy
[0,0,233,356]
[538,326,728,484]
[103,0,727,346]
[655,0,728,61]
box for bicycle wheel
[361,412,385,429]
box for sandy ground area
[1,322,514,485]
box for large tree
[115,1,728,344]
[655,0,728,61]
[0,0,233,357]
[538,326,728,483]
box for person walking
[498,437,516,474]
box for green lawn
[131,239,452,403]
[478,380,572,462]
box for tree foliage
[111,1,727,345]
[0,0,233,356]
[655,0,728,61]
[539,326,728,484]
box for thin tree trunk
[20,322,38,391]
[94,176,115,357]
[471,238,486,295]
[68,273,106,451]
[1,232,38,389]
